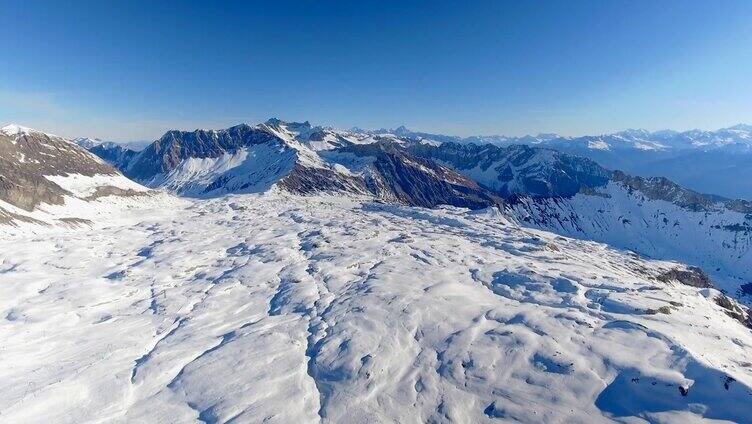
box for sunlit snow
[1,193,750,423]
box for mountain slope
[408,141,752,292]
[508,178,752,289]
[0,124,154,229]
[1,193,750,423]
[408,142,610,197]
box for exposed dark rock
[57,217,93,227]
[278,164,368,195]
[0,130,117,211]
[612,171,727,212]
[341,142,505,209]
[715,295,752,328]
[657,267,715,288]
[712,222,751,234]
[0,206,47,227]
[645,306,672,315]
[408,142,611,198]
[84,186,151,201]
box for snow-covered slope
[79,120,751,293]
[407,141,751,294]
[508,181,752,293]
[0,124,155,229]
[1,193,751,423]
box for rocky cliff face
[332,142,504,209]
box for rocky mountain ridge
[94,119,503,210]
[0,124,153,228]
[371,124,752,199]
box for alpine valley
[2,119,751,423]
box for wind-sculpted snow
[1,194,751,423]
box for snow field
[1,193,751,423]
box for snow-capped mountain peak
[1,123,63,141]
[1,123,33,136]
[73,137,105,149]
[725,123,752,132]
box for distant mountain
[74,137,151,151]
[373,124,752,152]
[369,124,752,199]
[96,119,503,210]
[0,124,152,228]
[74,140,139,170]
[407,142,611,198]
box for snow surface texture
[1,193,751,423]
[0,171,158,234]
[44,173,149,198]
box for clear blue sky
[1,0,751,141]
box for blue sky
[1,0,751,141]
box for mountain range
[2,119,751,422]
[84,122,752,199]
[369,124,752,200]
[70,119,751,295]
